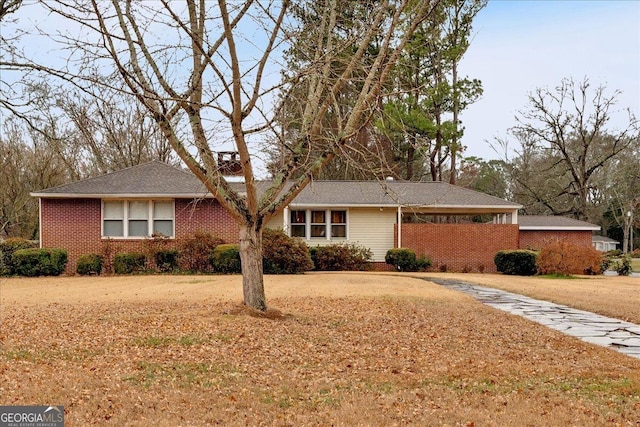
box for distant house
[518,215,600,250]
[31,161,600,274]
[592,235,619,252]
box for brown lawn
[1,273,639,426]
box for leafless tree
[23,0,440,310]
[508,77,640,221]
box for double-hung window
[290,210,306,237]
[102,200,175,238]
[289,209,347,240]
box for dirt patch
[1,273,640,425]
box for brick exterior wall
[40,198,239,274]
[396,223,520,273]
[518,230,593,251]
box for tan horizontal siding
[348,208,396,262]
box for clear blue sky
[459,0,640,160]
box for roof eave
[31,192,214,199]
[519,226,600,231]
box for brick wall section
[40,198,102,274]
[396,223,519,273]
[519,230,593,251]
[174,199,238,242]
[40,197,239,274]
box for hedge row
[495,242,606,276]
[76,229,372,275]
[1,238,67,277]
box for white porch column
[283,206,290,235]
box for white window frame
[287,208,348,240]
[101,199,175,239]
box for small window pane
[154,201,173,219]
[104,220,123,237]
[291,211,306,224]
[104,201,124,219]
[331,210,346,223]
[129,220,148,237]
[311,225,326,237]
[291,224,306,238]
[129,201,149,219]
[311,211,325,224]
[331,225,346,238]
[153,220,173,237]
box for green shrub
[178,232,225,272]
[154,250,179,272]
[262,228,313,274]
[210,244,242,274]
[76,253,103,275]
[630,249,640,259]
[12,248,68,277]
[536,241,602,276]
[312,243,372,271]
[606,249,622,257]
[0,238,37,275]
[616,255,632,276]
[113,252,147,274]
[385,248,431,272]
[494,250,538,276]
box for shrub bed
[114,253,147,274]
[494,250,538,276]
[76,254,103,275]
[210,244,241,274]
[0,238,37,275]
[536,241,602,275]
[385,248,431,272]
[262,229,313,274]
[311,243,372,271]
[154,250,180,272]
[12,248,68,277]
[178,232,225,273]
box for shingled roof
[518,215,600,230]
[31,161,208,198]
[290,180,520,208]
[31,161,521,210]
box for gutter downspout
[397,206,402,248]
[38,198,43,247]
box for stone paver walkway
[427,277,640,360]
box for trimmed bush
[536,241,603,276]
[12,248,68,277]
[178,232,225,272]
[154,250,179,272]
[385,248,431,272]
[0,238,37,275]
[311,243,372,271]
[494,250,538,276]
[113,252,147,274]
[76,253,103,275]
[630,249,640,259]
[616,255,632,276]
[210,244,241,274]
[262,228,313,274]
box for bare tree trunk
[238,223,266,310]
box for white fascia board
[30,192,214,199]
[519,226,601,231]
[403,204,522,210]
[288,203,399,208]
